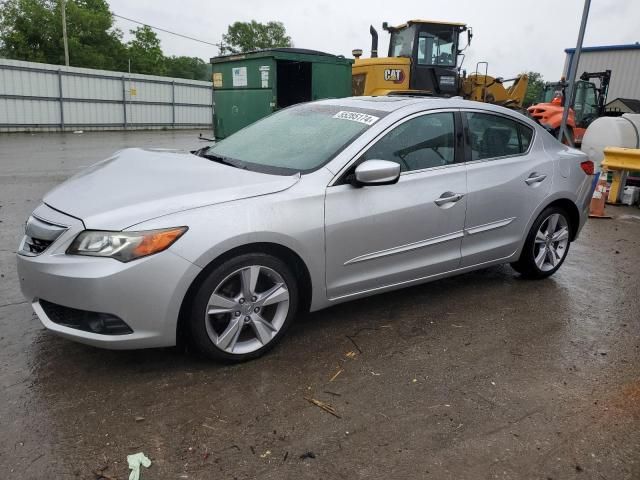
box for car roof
[316,96,444,112]
[315,96,536,125]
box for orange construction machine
[527,70,611,146]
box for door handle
[525,173,547,185]
[434,192,464,206]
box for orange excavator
[527,70,611,146]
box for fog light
[39,300,133,335]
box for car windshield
[203,104,385,175]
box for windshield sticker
[333,111,379,126]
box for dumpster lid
[210,47,352,64]
[265,47,338,56]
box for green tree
[165,55,209,80]
[220,20,292,55]
[523,71,546,107]
[126,25,166,75]
[62,0,127,70]
[0,1,211,80]
[0,0,53,63]
[0,0,126,69]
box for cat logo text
[383,69,405,83]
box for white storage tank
[581,114,640,170]
[622,186,640,205]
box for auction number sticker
[333,111,379,125]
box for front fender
[129,183,328,311]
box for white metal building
[0,58,213,132]
[563,43,640,102]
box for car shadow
[28,263,568,381]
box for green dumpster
[210,48,354,139]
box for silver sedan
[17,97,594,361]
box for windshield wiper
[199,153,246,169]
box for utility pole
[215,41,227,56]
[558,0,591,146]
[61,0,70,66]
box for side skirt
[324,250,518,306]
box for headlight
[67,227,188,262]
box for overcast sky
[109,0,639,81]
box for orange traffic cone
[589,173,612,219]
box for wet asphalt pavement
[0,131,639,480]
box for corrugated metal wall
[563,48,640,101]
[0,59,213,132]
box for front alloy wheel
[205,265,289,354]
[189,253,299,361]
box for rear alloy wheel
[511,207,571,279]
[189,253,299,361]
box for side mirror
[351,159,400,187]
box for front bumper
[17,204,201,349]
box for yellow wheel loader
[352,20,528,109]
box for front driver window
[361,112,456,172]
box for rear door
[460,110,552,267]
[324,110,467,300]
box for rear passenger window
[519,123,533,151]
[361,112,455,172]
[465,112,533,160]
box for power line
[113,13,218,47]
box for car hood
[44,148,300,230]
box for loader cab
[572,80,599,126]
[384,20,469,96]
[537,80,599,127]
[538,83,564,104]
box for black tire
[188,253,299,362]
[511,206,572,279]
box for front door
[325,111,467,300]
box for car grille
[22,236,53,255]
[19,215,68,256]
[39,300,133,335]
